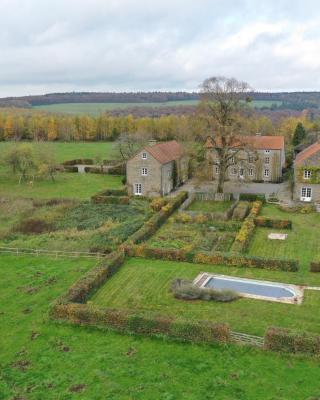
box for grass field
[92,257,320,336]
[32,100,283,115]
[248,205,320,271]
[186,200,234,212]
[0,141,117,163]
[0,172,123,200]
[1,254,320,400]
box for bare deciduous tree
[198,76,253,193]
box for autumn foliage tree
[198,76,252,193]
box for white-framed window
[301,187,312,201]
[142,167,148,176]
[265,157,270,164]
[142,152,147,160]
[248,168,254,177]
[264,169,270,178]
[265,150,270,154]
[215,166,219,174]
[304,170,311,179]
[134,183,142,195]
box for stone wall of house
[161,162,174,195]
[126,150,163,196]
[209,148,283,183]
[294,182,320,203]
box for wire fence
[0,246,107,260]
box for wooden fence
[230,331,264,347]
[0,246,107,260]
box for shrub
[92,195,130,205]
[264,327,320,355]
[150,197,168,212]
[171,279,239,302]
[239,193,266,203]
[254,217,292,229]
[108,163,126,175]
[63,166,78,173]
[310,261,320,272]
[231,201,262,253]
[62,159,94,166]
[14,218,53,234]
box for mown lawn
[186,200,234,212]
[1,254,320,400]
[0,172,123,200]
[0,141,116,163]
[248,204,320,273]
[92,258,320,336]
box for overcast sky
[1,0,320,96]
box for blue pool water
[205,277,295,298]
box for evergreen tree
[292,122,306,146]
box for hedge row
[91,188,129,204]
[254,217,292,229]
[62,158,95,166]
[264,327,320,355]
[53,251,125,305]
[121,191,188,246]
[108,163,126,175]
[239,193,266,203]
[123,245,299,271]
[50,303,230,345]
[230,201,262,253]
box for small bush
[239,193,266,203]
[171,279,239,302]
[254,217,292,229]
[310,261,320,272]
[14,218,53,234]
[150,197,168,212]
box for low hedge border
[310,261,320,272]
[50,303,230,345]
[264,327,320,355]
[254,217,292,229]
[122,245,299,271]
[120,191,188,246]
[91,188,129,204]
[239,193,266,203]
[230,201,262,253]
[182,201,238,222]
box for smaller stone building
[294,142,320,203]
[126,140,188,197]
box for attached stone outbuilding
[126,140,189,197]
[294,142,320,203]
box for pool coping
[193,273,304,305]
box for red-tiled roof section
[145,140,183,164]
[205,135,284,150]
[294,142,320,165]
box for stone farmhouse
[294,142,320,203]
[205,134,285,183]
[126,140,189,197]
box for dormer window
[304,170,311,179]
[142,152,147,160]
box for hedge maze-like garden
[49,192,320,356]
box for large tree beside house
[198,76,252,193]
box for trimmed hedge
[63,159,94,166]
[63,166,78,173]
[108,163,126,175]
[120,191,188,246]
[254,217,292,229]
[310,261,320,272]
[230,201,262,253]
[239,193,266,203]
[54,251,125,305]
[123,245,299,271]
[50,303,230,344]
[264,327,320,355]
[91,188,129,204]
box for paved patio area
[173,179,292,202]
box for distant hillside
[1,91,320,112]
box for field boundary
[0,246,107,259]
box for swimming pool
[194,273,304,304]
